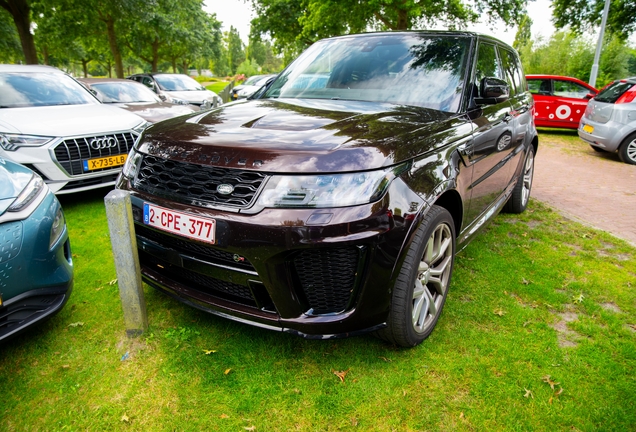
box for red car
[526,75,598,129]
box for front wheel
[376,205,456,347]
[618,133,636,165]
[503,145,535,213]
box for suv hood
[0,104,144,136]
[138,98,463,173]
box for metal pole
[104,189,148,337]
[589,0,611,88]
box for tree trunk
[172,57,177,73]
[42,45,49,65]
[396,7,408,30]
[104,16,124,78]
[182,59,188,75]
[151,37,159,72]
[0,0,38,64]
[82,59,88,77]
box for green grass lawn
[1,154,635,430]
[206,81,231,94]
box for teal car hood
[0,158,33,215]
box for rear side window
[553,80,591,99]
[528,79,551,95]
[595,81,634,103]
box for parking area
[532,129,636,246]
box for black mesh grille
[133,155,266,208]
[135,224,254,271]
[293,248,359,314]
[54,132,137,176]
[140,252,255,305]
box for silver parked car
[578,77,636,164]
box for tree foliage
[251,0,529,56]
[552,0,636,40]
[517,31,636,88]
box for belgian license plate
[583,124,594,133]
[143,203,216,244]
[83,154,127,171]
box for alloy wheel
[412,222,453,333]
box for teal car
[0,158,73,341]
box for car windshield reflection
[154,74,206,92]
[263,34,470,112]
[92,82,161,103]
[0,73,97,108]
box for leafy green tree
[0,0,38,63]
[251,0,529,56]
[236,58,260,76]
[226,26,245,74]
[0,7,22,62]
[518,30,634,87]
[552,0,636,40]
[513,14,532,51]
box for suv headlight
[0,134,53,151]
[132,121,151,134]
[256,165,407,208]
[8,173,45,212]
[121,149,143,179]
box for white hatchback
[0,64,149,194]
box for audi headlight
[0,134,53,151]
[8,173,45,212]
[257,165,406,208]
[121,149,143,180]
[49,205,66,248]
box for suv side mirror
[475,77,510,105]
[584,92,595,100]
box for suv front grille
[54,132,137,176]
[293,247,359,314]
[133,155,266,208]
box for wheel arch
[433,189,463,238]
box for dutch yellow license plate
[83,154,127,172]
[583,124,594,134]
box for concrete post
[104,189,147,337]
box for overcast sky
[203,0,559,46]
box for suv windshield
[92,82,161,103]
[154,74,205,92]
[0,72,97,108]
[594,80,635,103]
[263,34,470,112]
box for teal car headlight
[49,206,66,248]
[0,134,53,151]
[8,174,45,212]
[256,165,406,208]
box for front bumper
[119,177,425,338]
[0,130,139,194]
[0,191,74,342]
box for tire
[503,146,535,214]
[618,133,636,165]
[376,205,456,347]
[590,145,607,153]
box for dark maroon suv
[117,31,538,347]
